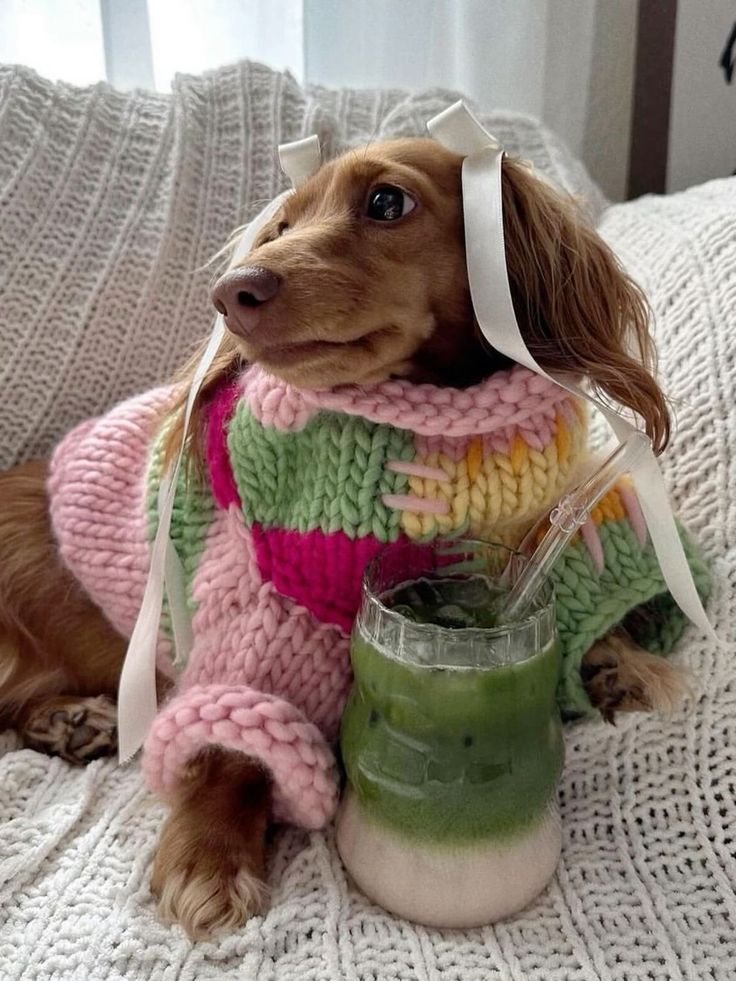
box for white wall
[668,0,736,193]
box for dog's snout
[211,265,281,336]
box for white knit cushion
[0,60,604,468]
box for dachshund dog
[0,138,685,937]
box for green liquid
[385,573,502,629]
[340,576,563,844]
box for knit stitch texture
[49,360,709,829]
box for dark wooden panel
[627,0,678,198]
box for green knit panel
[146,426,215,635]
[554,519,712,719]
[228,403,413,541]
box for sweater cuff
[142,684,339,829]
[554,518,712,720]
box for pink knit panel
[240,368,319,432]
[251,524,388,634]
[240,363,574,437]
[183,507,352,740]
[48,388,175,658]
[142,684,339,829]
[619,483,648,547]
[205,379,242,509]
[580,519,605,573]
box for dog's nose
[211,265,281,336]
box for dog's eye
[366,185,416,222]
[277,221,289,236]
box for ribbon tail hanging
[428,100,716,644]
[118,134,324,764]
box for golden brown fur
[151,748,271,938]
[0,461,126,725]
[0,138,681,938]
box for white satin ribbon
[428,100,716,643]
[279,134,322,186]
[117,136,323,763]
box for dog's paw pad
[582,635,686,722]
[22,695,117,764]
[585,667,650,722]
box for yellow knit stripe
[399,407,588,541]
[466,435,483,482]
[556,416,570,465]
[590,487,626,524]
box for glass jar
[336,540,563,928]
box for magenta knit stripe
[205,378,242,509]
[251,524,389,633]
[142,684,339,829]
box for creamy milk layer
[337,793,561,927]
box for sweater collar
[238,363,577,438]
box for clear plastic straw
[497,431,651,623]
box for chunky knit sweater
[48,364,710,830]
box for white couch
[0,61,733,981]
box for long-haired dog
[0,138,686,937]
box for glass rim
[360,538,555,641]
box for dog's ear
[500,158,670,454]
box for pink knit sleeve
[142,684,339,829]
[140,502,344,830]
[47,387,176,646]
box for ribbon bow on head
[427,100,716,646]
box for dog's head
[172,137,669,466]
[212,139,493,390]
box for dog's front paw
[151,833,268,939]
[20,694,117,763]
[581,633,689,723]
[150,748,271,939]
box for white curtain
[0,0,305,91]
[147,0,304,91]
[0,0,106,87]
[304,0,549,121]
[0,0,637,200]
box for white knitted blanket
[1,63,735,980]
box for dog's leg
[151,746,271,939]
[581,630,689,722]
[0,460,127,760]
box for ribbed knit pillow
[0,60,604,468]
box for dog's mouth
[254,326,399,367]
[247,325,415,389]
[258,338,352,366]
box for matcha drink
[336,541,563,928]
